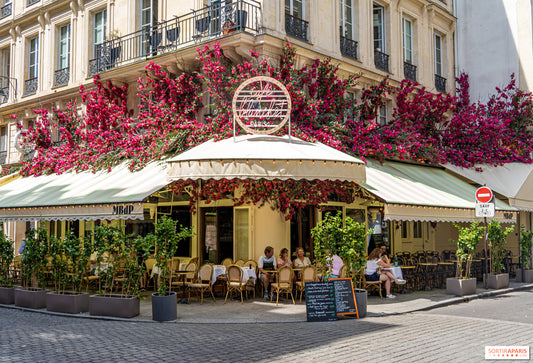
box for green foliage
[452,222,484,279]
[487,221,513,275]
[20,226,49,289]
[520,227,533,269]
[0,227,14,287]
[146,216,192,296]
[312,211,370,288]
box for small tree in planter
[486,220,513,289]
[15,226,49,309]
[517,228,533,282]
[447,222,484,296]
[148,216,192,322]
[0,227,15,304]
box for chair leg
[224,289,230,303]
[210,287,216,302]
[276,289,280,306]
[240,289,243,304]
[290,291,295,304]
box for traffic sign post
[475,187,493,203]
[475,187,494,289]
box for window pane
[58,25,70,69]
[93,10,107,57]
[29,37,38,78]
[0,126,6,151]
[373,5,384,51]
[403,19,412,63]
[234,209,249,261]
[435,35,442,75]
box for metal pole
[484,216,488,289]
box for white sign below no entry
[475,202,495,218]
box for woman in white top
[293,247,311,268]
[365,247,402,299]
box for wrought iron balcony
[27,0,39,6]
[285,13,308,42]
[374,49,389,73]
[1,2,12,19]
[54,67,70,87]
[0,75,15,104]
[435,74,446,93]
[89,0,261,76]
[0,151,6,165]
[340,36,358,60]
[24,77,38,95]
[404,62,417,82]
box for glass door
[201,207,233,264]
[234,207,250,261]
[290,206,315,261]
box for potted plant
[15,226,48,309]
[0,226,15,304]
[312,211,371,318]
[46,232,92,314]
[516,227,533,282]
[148,216,192,322]
[447,222,484,296]
[88,225,141,318]
[486,220,513,289]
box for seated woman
[293,247,311,268]
[277,248,293,268]
[365,247,404,299]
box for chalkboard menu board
[305,282,337,322]
[330,278,359,318]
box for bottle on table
[394,254,398,267]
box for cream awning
[0,162,169,221]
[365,160,516,223]
[445,163,533,211]
[167,135,366,182]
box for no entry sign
[475,187,493,203]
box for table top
[400,265,416,269]
[418,263,438,266]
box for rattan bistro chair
[362,270,383,299]
[271,266,295,305]
[225,265,246,303]
[187,264,216,304]
[295,265,317,302]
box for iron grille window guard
[54,67,70,87]
[404,62,417,82]
[0,151,6,164]
[374,49,389,73]
[340,36,358,60]
[27,0,39,6]
[1,3,12,19]
[435,74,446,93]
[24,77,38,95]
[0,76,14,104]
[285,13,308,42]
[89,0,261,75]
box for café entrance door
[201,207,233,264]
[290,206,315,261]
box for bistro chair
[187,264,216,304]
[339,265,347,278]
[235,259,245,267]
[362,269,383,299]
[270,266,295,305]
[145,258,157,290]
[295,265,317,302]
[221,258,233,268]
[244,259,257,271]
[167,257,181,292]
[225,264,246,303]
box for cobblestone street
[1,291,533,362]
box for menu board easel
[330,278,359,319]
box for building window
[413,221,422,238]
[401,221,408,239]
[286,0,304,19]
[285,0,308,41]
[58,24,71,70]
[92,9,107,58]
[434,33,442,76]
[373,3,385,52]
[28,36,39,79]
[0,125,6,151]
[376,105,387,126]
[340,0,354,39]
[403,18,413,64]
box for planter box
[14,288,47,309]
[446,278,477,296]
[0,286,14,304]
[46,292,89,314]
[152,292,177,322]
[354,289,367,319]
[487,273,509,289]
[89,294,140,318]
[515,269,533,283]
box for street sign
[475,187,493,203]
[475,202,495,217]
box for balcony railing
[340,36,358,60]
[374,49,389,73]
[89,0,261,76]
[24,77,38,95]
[0,151,6,164]
[27,0,39,6]
[404,62,417,82]
[54,67,70,87]
[1,2,12,19]
[435,74,446,93]
[0,75,15,104]
[285,13,308,42]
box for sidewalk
[2,281,533,323]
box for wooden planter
[46,292,89,314]
[487,273,509,289]
[0,286,14,304]
[89,294,140,318]
[14,287,47,309]
[515,269,533,283]
[446,278,477,296]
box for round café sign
[232,76,292,135]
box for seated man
[258,246,277,300]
